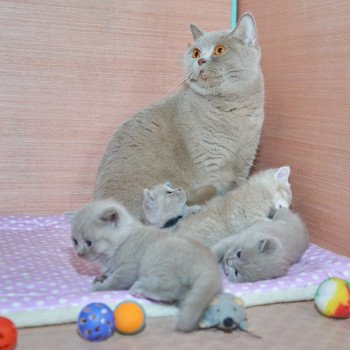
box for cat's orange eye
[192,48,201,59]
[214,45,226,56]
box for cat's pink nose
[198,59,207,66]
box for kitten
[142,181,201,229]
[177,166,292,247]
[71,200,222,332]
[94,13,264,219]
[212,208,309,283]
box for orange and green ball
[314,277,350,318]
[114,301,146,335]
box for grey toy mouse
[199,293,248,331]
[199,293,262,338]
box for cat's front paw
[189,205,201,214]
[93,274,108,284]
[92,275,109,292]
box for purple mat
[1,215,350,327]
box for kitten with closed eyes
[142,181,201,229]
[71,200,222,332]
[177,166,293,247]
[212,208,309,283]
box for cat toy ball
[77,303,115,341]
[314,277,350,318]
[114,301,146,335]
[0,316,17,350]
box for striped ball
[314,277,350,318]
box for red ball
[0,317,17,350]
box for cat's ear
[99,207,119,225]
[275,166,291,182]
[143,189,158,208]
[143,189,159,223]
[164,181,172,188]
[190,24,204,41]
[231,13,257,46]
[258,237,278,254]
[63,209,77,222]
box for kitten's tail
[186,185,217,206]
[175,272,222,332]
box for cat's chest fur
[179,89,264,190]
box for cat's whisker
[164,79,186,95]
[162,67,197,96]
[165,67,196,91]
[163,81,187,97]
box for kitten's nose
[77,251,85,258]
[198,58,206,66]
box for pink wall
[0,0,230,214]
[240,0,350,256]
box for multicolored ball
[77,303,115,341]
[114,301,146,335]
[314,277,350,318]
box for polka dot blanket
[1,215,350,328]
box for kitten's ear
[258,238,278,254]
[142,189,159,223]
[231,13,257,46]
[275,166,291,182]
[164,181,172,188]
[63,210,77,222]
[99,207,119,225]
[190,23,204,41]
[143,189,158,208]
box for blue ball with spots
[77,303,115,341]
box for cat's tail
[175,271,222,332]
[186,185,217,206]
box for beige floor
[19,301,350,350]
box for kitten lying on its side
[142,181,201,229]
[71,200,222,332]
[177,166,293,247]
[212,208,309,283]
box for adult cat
[94,13,264,219]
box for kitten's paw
[92,276,109,292]
[93,274,108,284]
[91,282,104,292]
[189,205,201,214]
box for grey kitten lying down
[142,181,201,229]
[212,208,309,283]
[177,166,292,247]
[141,167,292,244]
[71,200,222,332]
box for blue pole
[231,0,238,28]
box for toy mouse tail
[175,273,222,332]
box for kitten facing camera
[177,166,292,247]
[212,208,309,283]
[95,14,264,219]
[142,181,201,229]
[71,200,222,332]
